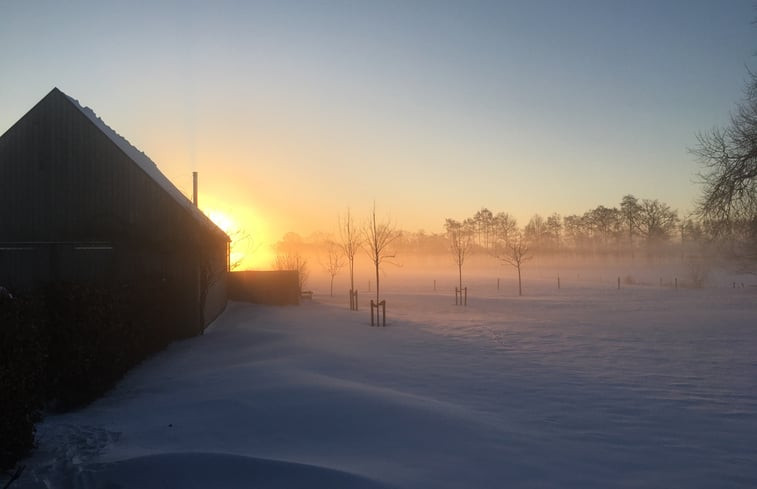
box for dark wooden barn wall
[0,91,195,244]
[0,89,229,328]
[228,270,300,306]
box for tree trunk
[458,263,462,292]
[349,260,354,293]
[330,275,334,297]
[517,266,522,296]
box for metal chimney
[192,171,198,207]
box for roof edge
[55,89,230,243]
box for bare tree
[620,194,641,247]
[273,252,309,292]
[586,205,621,249]
[524,214,547,250]
[493,212,518,254]
[362,203,401,303]
[563,214,589,251]
[321,241,345,297]
[637,199,679,245]
[226,227,256,271]
[273,232,309,292]
[693,71,757,265]
[498,234,532,296]
[445,218,474,293]
[473,208,494,250]
[338,209,362,296]
[545,213,563,251]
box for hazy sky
[1,1,754,265]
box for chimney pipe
[192,171,198,207]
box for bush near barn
[0,279,191,471]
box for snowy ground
[9,275,757,488]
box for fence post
[455,287,467,306]
[370,300,385,326]
[617,277,620,290]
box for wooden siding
[0,88,229,328]
[0,89,208,245]
[228,270,300,306]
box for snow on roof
[60,89,228,241]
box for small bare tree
[226,227,256,271]
[445,218,474,293]
[363,203,401,303]
[498,234,532,296]
[273,232,309,292]
[338,209,362,296]
[273,252,309,292]
[321,241,345,297]
[493,212,518,255]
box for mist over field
[267,203,750,300]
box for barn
[0,88,229,331]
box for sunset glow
[206,209,235,235]
[1,1,755,256]
[202,201,274,270]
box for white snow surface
[9,278,757,488]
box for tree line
[266,193,698,297]
[269,184,751,287]
[443,195,687,258]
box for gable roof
[53,88,229,243]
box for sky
[1,0,755,267]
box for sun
[207,209,236,234]
[206,209,247,270]
[202,205,274,270]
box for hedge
[0,279,195,471]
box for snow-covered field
[10,275,757,488]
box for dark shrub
[0,295,46,471]
[43,283,137,410]
[1,277,198,470]
[43,280,190,410]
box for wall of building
[228,270,300,306]
[0,89,229,330]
